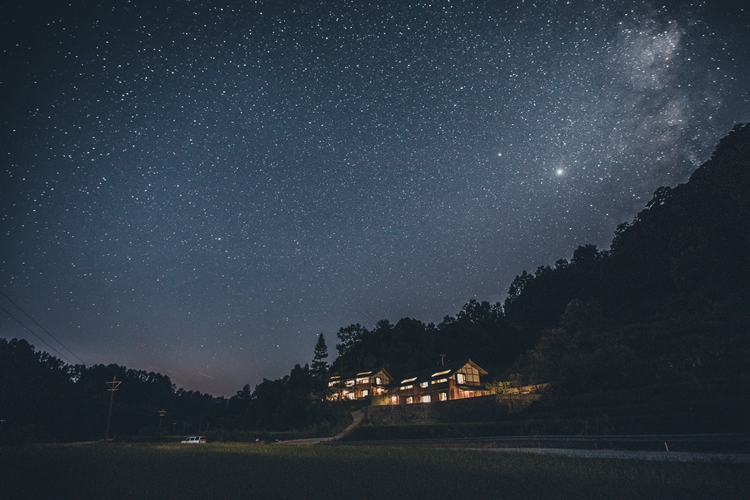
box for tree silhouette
[311,334,329,378]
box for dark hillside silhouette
[514,124,750,398]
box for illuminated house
[328,368,392,401]
[386,359,489,405]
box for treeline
[0,338,216,443]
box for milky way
[2,1,749,394]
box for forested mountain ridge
[505,123,750,330]
[333,123,750,392]
[508,123,750,393]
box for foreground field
[1,442,748,499]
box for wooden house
[328,368,392,401]
[386,359,489,405]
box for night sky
[2,1,749,395]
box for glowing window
[361,389,369,397]
[431,378,448,385]
[356,377,369,384]
[375,377,382,385]
[405,396,414,404]
[456,373,465,384]
[345,379,355,387]
[391,395,398,403]
[439,392,448,401]
[399,384,413,391]
[419,381,428,388]
[328,381,336,387]
[420,395,431,403]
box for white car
[181,436,207,444]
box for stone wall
[364,393,540,425]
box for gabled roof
[329,367,392,382]
[393,359,487,386]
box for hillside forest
[1,124,748,442]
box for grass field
[1,442,748,499]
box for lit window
[431,378,448,385]
[419,381,428,388]
[456,373,465,384]
[347,392,355,400]
[399,384,413,391]
[345,379,355,387]
[361,389,369,397]
[391,395,398,404]
[420,395,431,403]
[406,396,414,404]
[328,381,336,387]
[439,392,448,401]
[356,377,369,384]
[375,377,382,385]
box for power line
[0,290,86,365]
[0,304,74,365]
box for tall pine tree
[311,334,328,378]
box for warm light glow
[401,377,417,384]
[431,370,451,377]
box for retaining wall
[364,394,540,425]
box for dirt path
[275,409,363,445]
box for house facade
[328,368,392,400]
[386,359,489,405]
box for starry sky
[2,0,749,395]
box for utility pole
[105,376,122,441]
[158,409,167,434]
